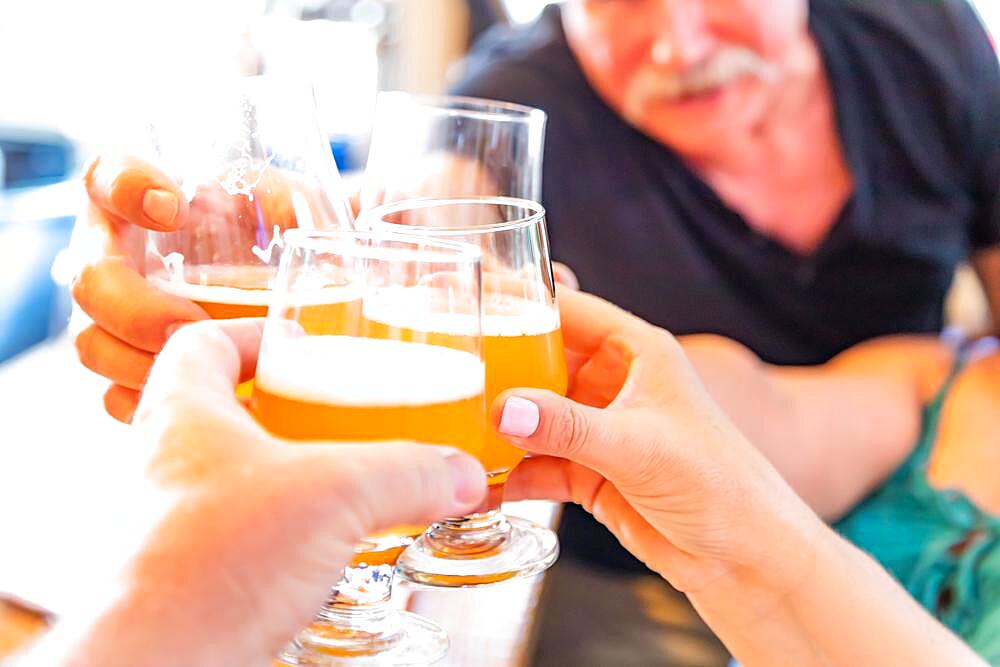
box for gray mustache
[630,47,776,102]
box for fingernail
[143,189,179,227]
[498,396,540,438]
[441,449,485,504]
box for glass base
[276,611,448,666]
[396,515,559,588]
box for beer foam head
[482,308,560,337]
[150,275,360,307]
[256,335,485,406]
[363,289,560,337]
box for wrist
[686,491,828,628]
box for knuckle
[647,325,680,352]
[642,326,686,366]
[137,392,197,430]
[164,320,218,354]
[631,438,669,489]
[551,404,589,456]
[71,262,97,305]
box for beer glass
[362,197,565,587]
[356,92,548,562]
[142,75,353,329]
[253,229,484,665]
[360,92,546,208]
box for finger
[492,389,641,484]
[75,324,154,390]
[557,287,646,355]
[72,256,209,352]
[104,384,141,423]
[504,455,697,585]
[558,292,693,411]
[564,349,588,396]
[582,480,697,583]
[134,319,266,423]
[504,455,600,503]
[83,154,189,231]
[552,262,579,290]
[288,444,487,539]
[569,335,632,407]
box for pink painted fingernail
[142,189,179,227]
[498,396,540,438]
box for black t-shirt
[452,1,1000,572]
[454,0,1000,365]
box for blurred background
[0,0,574,364]
[0,0,996,365]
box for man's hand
[23,319,487,667]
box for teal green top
[836,359,1000,663]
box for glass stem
[293,564,403,657]
[422,482,510,556]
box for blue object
[0,126,79,362]
[0,126,76,189]
[329,135,359,173]
[0,181,79,363]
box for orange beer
[253,336,485,451]
[149,272,362,332]
[479,312,567,481]
[363,294,567,484]
[151,272,362,396]
[251,336,485,565]
[252,335,486,562]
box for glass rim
[362,196,546,236]
[281,228,483,265]
[376,91,547,125]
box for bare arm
[680,335,953,520]
[687,506,986,667]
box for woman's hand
[501,288,986,666]
[501,288,818,596]
[23,319,486,667]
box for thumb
[492,389,640,485]
[289,444,488,539]
[133,319,263,424]
[84,154,188,231]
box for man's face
[562,0,809,154]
